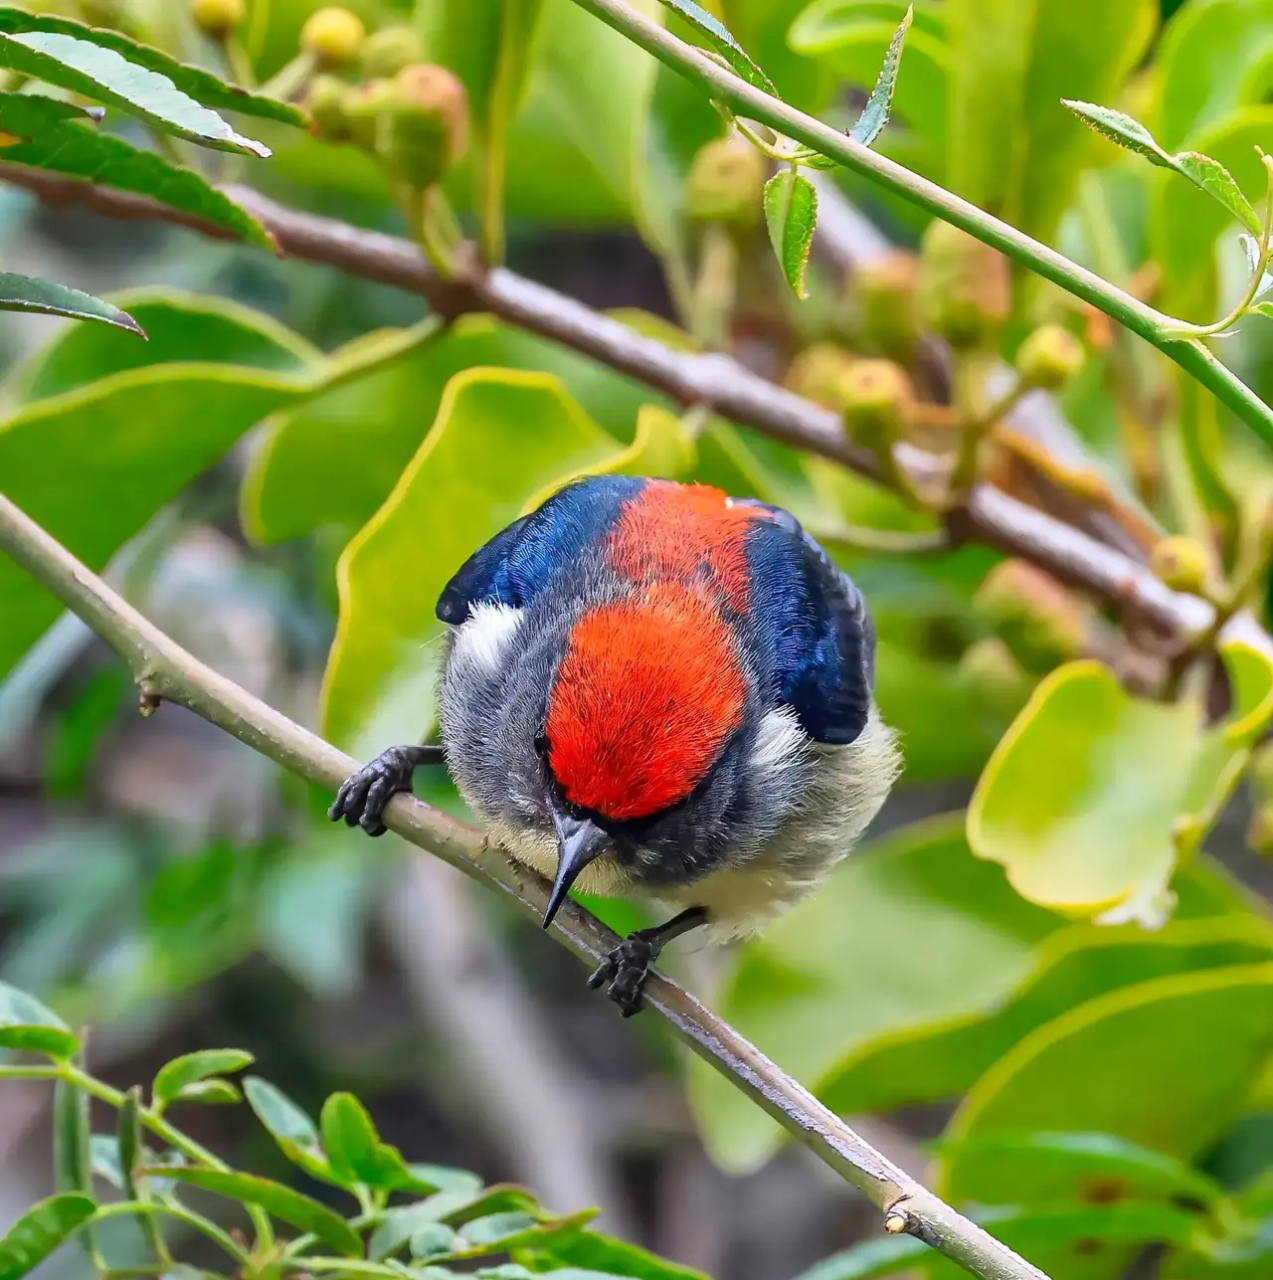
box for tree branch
[0,490,1050,1280]
[0,163,1237,649]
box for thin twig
[0,491,1049,1280]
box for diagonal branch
[0,491,1050,1280]
[0,163,1228,647]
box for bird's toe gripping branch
[588,930,662,1017]
[328,744,445,836]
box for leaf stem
[564,0,1273,451]
[92,1201,249,1267]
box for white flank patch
[749,707,810,790]
[452,602,522,673]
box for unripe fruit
[1149,535,1212,595]
[305,74,351,142]
[344,77,396,151]
[1015,323,1085,389]
[957,637,1033,714]
[376,63,469,188]
[300,6,365,69]
[359,23,421,79]
[852,251,920,360]
[190,0,244,37]
[974,559,1090,672]
[1250,741,1273,801]
[783,342,857,410]
[1247,803,1273,858]
[920,220,1010,348]
[834,358,914,451]
[685,137,765,231]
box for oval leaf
[848,6,912,146]
[242,1076,338,1184]
[0,981,68,1031]
[0,1025,78,1057]
[172,1079,242,1105]
[654,0,776,93]
[0,30,269,156]
[0,1193,95,1280]
[0,94,271,245]
[763,170,818,300]
[153,1050,253,1106]
[0,7,302,125]
[320,1092,421,1192]
[146,1168,360,1257]
[0,272,142,334]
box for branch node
[137,681,163,718]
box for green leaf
[320,1092,435,1193]
[847,6,911,146]
[410,1224,459,1259]
[823,910,1273,1116]
[0,981,68,1031]
[763,170,818,300]
[947,0,1154,244]
[942,965,1273,1195]
[171,1079,242,1105]
[0,270,143,334]
[241,314,662,546]
[117,1088,143,1199]
[369,1187,533,1259]
[1155,0,1273,150]
[519,1228,712,1280]
[147,1168,361,1256]
[0,7,303,126]
[686,814,1061,1172]
[968,642,1273,918]
[653,0,776,94]
[0,30,268,156]
[0,320,332,682]
[52,1076,91,1196]
[0,1025,78,1057]
[0,93,271,245]
[242,1077,337,1186]
[1066,101,1261,236]
[0,1193,95,1280]
[1252,301,1273,320]
[319,368,628,756]
[153,1050,253,1107]
[19,289,318,403]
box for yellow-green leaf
[0,1194,95,1280]
[764,170,818,300]
[320,368,624,756]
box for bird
[329,476,901,1015]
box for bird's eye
[533,731,548,759]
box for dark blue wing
[738,499,875,744]
[436,475,647,624]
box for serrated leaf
[0,8,302,126]
[654,0,776,93]
[0,1025,78,1057]
[153,1050,253,1106]
[1065,99,1261,235]
[172,1079,241,1105]
[0,30,269,156]
[763,169,818,300]
[242,1077,338,1185]
[145,1168,360,1257]
[0,94,271,245]
[0,272,142,334]
[848,6,912,146]
[0,1193,95,1280]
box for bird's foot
[587,929,662,1017]
[328,744,438,836]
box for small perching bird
[330,477,901,1014]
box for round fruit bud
[974,559,1090,672]
[344,77,396,150]
[300,6,365,69]
[1247,803,1273,858]
[376,63,469,188]
[1149,535,1212,595]
[359,23,421,79]
[852,251,920,360]
[1250,741,1273,801]
[834,358,915,452]
[956,637,1033,715]
[686,137,765,231]
[783,342,858,410]
[920,220,1010,348]
[1015,323,1085,389]
[190,0,244,37]
[305,74,351,142]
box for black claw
[588,931,659,1017]
[328,745,427,836]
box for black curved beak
[543,808,608,929]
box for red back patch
[545,582,746,821]
[606,481,764,612]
